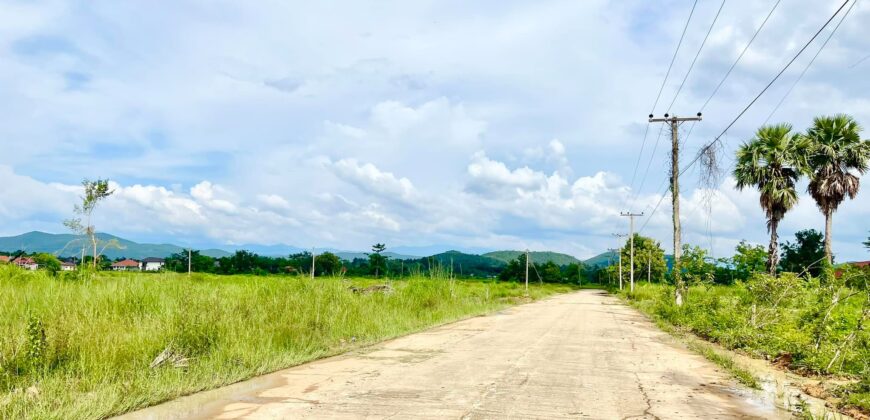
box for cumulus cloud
[330,159,416,202]
[1,1,869,259]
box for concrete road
[123,290,789,419]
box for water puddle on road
[730,354,851,419]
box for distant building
[111,259,141,271]
[142,257,165,271]
[835,260,870,278]
[12,257,39,271]
[0,256,9,263]
[60,261,77,271]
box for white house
[60,261,77,271]
[12,257,39,271]
[142,257,165,271]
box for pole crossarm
[649,113,703,123]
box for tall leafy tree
[780,229,826,277]
[619,234,667,283]
[314,252,343,276]
[729,240,767,281]
[369,243,388,277]
[803,115,870,264]
[734,124,809,275]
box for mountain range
[0,231,611,267]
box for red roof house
[12,257,38,270]
[111,259,141,271]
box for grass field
[618,280,870,415]
[0,265,573,419]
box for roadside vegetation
[0,267,573,419]
[598,115,870,416]
[619,269,869,415]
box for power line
[667,0,727,113]
[625,0,700,210]
[763,0,859,125]
[629,123,665,209]
[699,0,783,112]
[681,0,783,147]
[637,0,848,237]
[850,53,870,68]
[699,0,851,159]
[638,0,851,234]
[625,124,652,205]
[650,0,701,114]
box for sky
[1,0,869,260]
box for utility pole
[188,248,192,276]
[649,113,702,305]
[647,254,651,284]
[524,249,530,294]
[612,234,627,290]
[620,212,643,293]
[607,248,618,286]
[310,250,316,280]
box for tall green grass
[0,265,572,419]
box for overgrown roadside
[615,278,869,419]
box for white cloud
[1,1,869,260]
[330,158,416,201]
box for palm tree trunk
[824,209,833,265]
[768,218,779,276]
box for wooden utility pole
[620,212,643,293]
[648,113,701,305]
[612,234,627,290]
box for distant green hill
[0,231,229,259]
[483,250,581,266]
[583,251,617,268]
[582,251,675,271]
[407,251,506,277]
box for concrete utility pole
[607,248,618,286]
[648,113,702,305]
[612,234,627,290]
[620,212,643,293]
[524,249,530,294]
[647,255,651,284]
[310,250,316,280]
[188,248,192,276]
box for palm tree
[734,124,809,275]
[803,115,870,265]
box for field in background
[0,266,574,419]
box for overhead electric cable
[625,0,700,210]
[638,0,852,232]
[763,0,858,124]
[667,0,727,112]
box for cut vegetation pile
[0,265,572,419]
[620,272,869,416]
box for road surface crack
[621,372,660,420]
